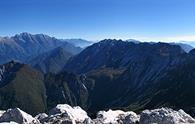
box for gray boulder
[140,108,195,124]
[0,108,39,124]
[93,109,139,124]
[43,104,93,124]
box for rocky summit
[0,104,194,124]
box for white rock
[0,108,39,124]
[94,109,139,124]
[0,111,5,117]
[48,104,92,124]
[140,108,195,124]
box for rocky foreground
[0,104,195,124]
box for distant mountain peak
[97,39,125,46]
[126,39,141,44]
[13,32,53,42]
[64,38,93,48]
[0,33,83,64]
[15,32,47,37]
[170,42,194,53]
[100,39,123,42]
[19,32,31,36]
[64,39,186,74]
[14,32,32,39]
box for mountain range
[64,39,191,113]
[1,33,195,121]
[0,33,82,64]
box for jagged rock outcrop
[0,110,5,117]
[40,104,93,124]
[93,109,139,124]
[0,105,195,124]
[139,108,195,124]
[0,108,40,124]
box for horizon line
[0,32,195,43]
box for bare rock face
[0,108,40,124]
[93,109,139,124]
[140,108,195,124]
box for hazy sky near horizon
[0,0,195,42]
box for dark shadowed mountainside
[29,47,73,73]
[0,61,47,115]
[44,71,94,111]
[64,39,195,114]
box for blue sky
[0,0,195,42]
